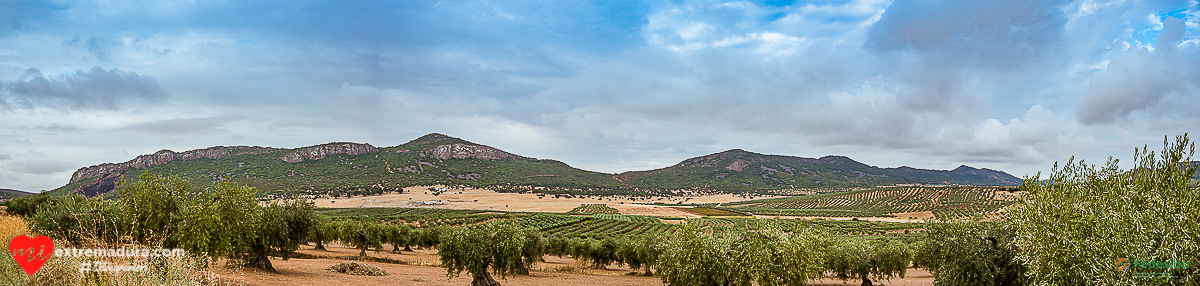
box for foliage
[382,223,416,253]
[306,215,337,250]
[28,194,126,243]
[438,221,542,286]
[657,221,830,286]
[336,219,385,257]
[1007,135,1200,285]
[824,237,914,286]
[3,193,54,217]
[174,180,260,265]
[118,173,189,245]
[917,220,1024,286]
[244,199,316,271]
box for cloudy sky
[1,0,1198,192]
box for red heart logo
[9,235,54,276]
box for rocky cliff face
[70,147,235,183]
[280,143,378,163]
[419,143,521,160]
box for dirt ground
[225,243,934,286]
[311,186,779,216]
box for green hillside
[49,133,1022,198]
[49,134,629,198]
[614,149,1021,192]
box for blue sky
[1,0,1199,191]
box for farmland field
[722,186,1020,219]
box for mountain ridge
[52,133,1021,197]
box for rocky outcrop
[70,147,234,183]
[280,143,378,163]
[419,143,520,160]
[726,159,751,171]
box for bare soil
[224,243,935,286]
[312,186,779,216]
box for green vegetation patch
[567,204,619,214]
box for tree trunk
[243,246,276,272]
[315,238,326,251]
[513,259,530,275]
[392,244,402,254]
[404,245,413,252]
[861,276,873,286]
[359,245,367,257]
[471,268,502,286]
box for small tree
[118,172,189,245]
[175,180,258,267]
[513,230,545,275]
[306,216,338,251]
[657,221,830,286]
[382,223,415,253]
[824,237,913,286]
[171,179,316,271]
[438,222,540,286]
[617,235,663,275]
[243,199,316,271]
[337,220,384,256]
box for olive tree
[30,194,126,244]
[242,199,316,271]
[382,223,415,253]
[824,237,913,286]
[438,222,541,286]
[336,219,385,256]
[657,221,830,286]
[917,220,1024,286]
[306,216,338,251]
[616,235,662,275]
[118,172,189,245]
[1008,134,1200,285]
[163,178,315,272]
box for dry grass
[0,214,245,286]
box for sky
[1,0,1199,192]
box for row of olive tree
[303,217,449,256]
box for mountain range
[0,188,34,200]
[49,133,1021,197]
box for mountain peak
[406,133,465,145]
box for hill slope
[50,133,1021,197]
[0,188,34,200]
[615,149,1021,191]
[50,133,624,197]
